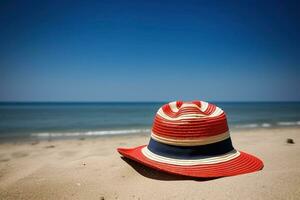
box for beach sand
[0,127,300,200]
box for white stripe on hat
[169,101,179,112]
[141,147,240,166]
[209,106,224,117]
[200,101,209,112]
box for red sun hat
[118,100,263,178]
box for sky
[0,0,299,102]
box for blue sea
[0,102,300,140]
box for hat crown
[151,100,229,146]
[118,100,264,178]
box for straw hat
[118,101,263,178]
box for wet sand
[0,127,300,200]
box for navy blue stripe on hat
[147,137,234,160]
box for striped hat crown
[151,100,230,146]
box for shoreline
[1,127,300,199]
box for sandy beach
[0,127,299,200]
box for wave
[31,128,151,138]
[261,123,271,128]
[234,124,260,128]
[277,121,300,126]
[234,121,300,129]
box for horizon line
[0,100,300,103]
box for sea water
[0,102,299,140]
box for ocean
[0,102,300,140]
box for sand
[0,127,300,200]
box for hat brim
[117,145,264,178]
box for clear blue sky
[0,0,299,102]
